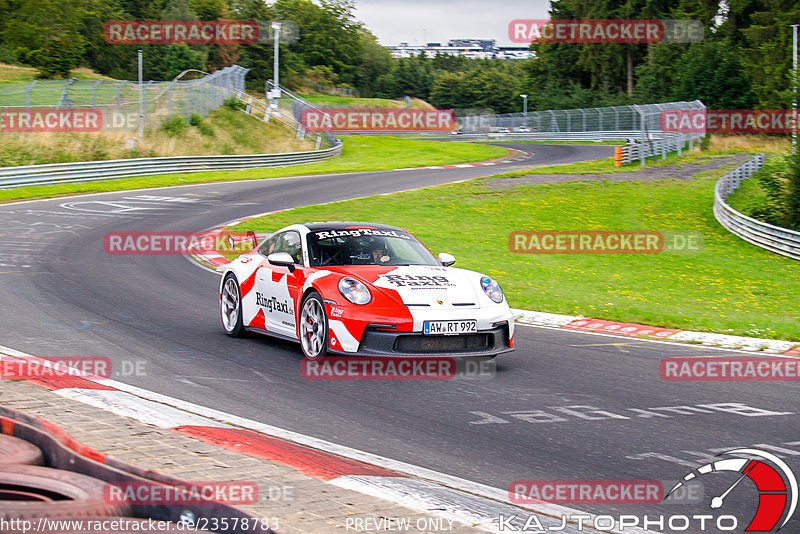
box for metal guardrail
[0,66,250,131]
[234,90,326,149]
[0,143,343,188]
[0,87,343,188]
[454,131,643,142]
[620,132,704,165]
[713,153,800,261]
[457,101,706,133]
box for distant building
[447,39,495,52]
[387,39,534,60]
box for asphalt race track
[1,142,798,529]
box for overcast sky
[352,0,552,47]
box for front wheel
[299,292,328,359]
[220,273,244,337]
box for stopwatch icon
[665,448,797,531]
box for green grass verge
[726,156,791,222]
[0,107,313,167]
[0,63,111,84]
[0,136,509,203]
[225,153,800,342]
[727,173,768,214]
[500,149,712,175]
[300,93,424,108]
[492,140,626,145]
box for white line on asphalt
[0,344,653,534]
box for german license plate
[423,320,477,335]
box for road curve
[0,142,797,526]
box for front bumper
[335,323,513,358]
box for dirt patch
[483,154,751,189]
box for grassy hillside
[0,136,509,203]
[0,106,314,166]
[300,93,434,109]
[0,63,111,83]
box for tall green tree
[3,0,88,77]
[354,35,392,97]
[740,0,800,108]
[673,39,756,108]
[429,72,465,109]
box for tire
[299,292,328,359]
[5,516,213,533]
[0,465,129,520]
[0,434,44,466]
[220,273,245,337]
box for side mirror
[268,252,296,272]
[438,252,456,267]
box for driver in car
[349,236,392,264]
[371,246,391,264]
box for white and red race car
[219,222,514,359]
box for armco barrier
[0,142,343,188]
[713,153,800,261]
[455,130,642,142]
[618,132,703,165]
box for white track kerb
[2,151,796,533]
[0,345,654,534]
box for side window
[273,231,303,264]
[270,230,303,264]
[258,235,278,257]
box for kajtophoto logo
[496,449,796,531]
[666,448,797,532]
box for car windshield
[307,228,440,267]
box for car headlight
[338,277,371,305]
[480,276,504,303]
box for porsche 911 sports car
[219,222,515,359]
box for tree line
[0,0,796,113]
